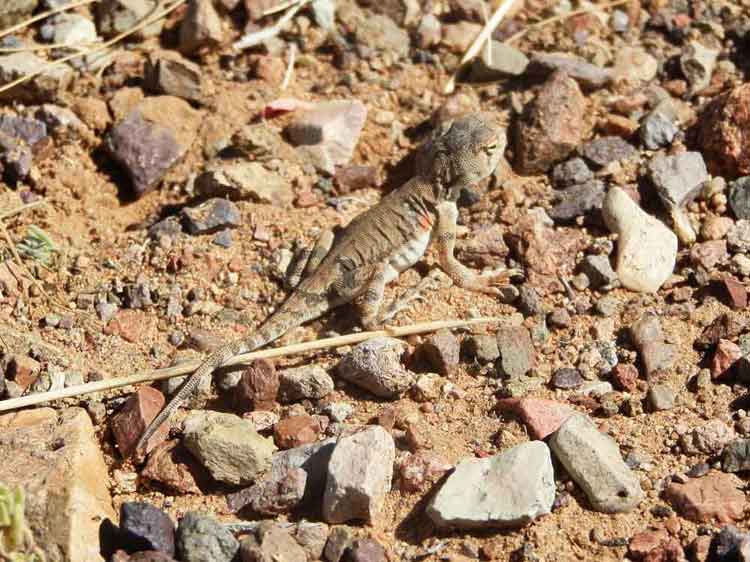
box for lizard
[135,111,520,456]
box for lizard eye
[484,143,498,154]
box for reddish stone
[253,56,285,85]
[694,83,750,179]
[689,240,728,270]
[629,528,685,562]
[295,191,319,208]
[7,354,41,390]
[496,398,575,439]
[663,473,746,523]
[335,165,377,193]
[419,330,460,375]
[723,276,748,309]
[111,386,169,458]
[513,71,590,174]
[273,415,322,449]
[695,312,747,350]
[398,451,452,493]
[235,359,278,412]
[689,536,711,562]
[710,339,742,380]
[611,363,639,391]
[104,310,153,343]
[141,439,208,494]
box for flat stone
[111,386,169,457]
[647,383,675,411]
[181,198,241,234]
[144,50,204,103]
[580,136,638,168]
[469,41,529,81]
[195,161,293,206]
[0,408,115,562]
[336,337,414,398]
[234,358,278,412]
[323,427,395,524]
[226,467,306,514]
[0,52,73,103]
[240,523,307,562]
[176,512,238,562]
[603,186,677,293]
[106,96,200,197]
[274,415,323,449]
[183,411,277,486]
[353,13,409,58]
[579,253,617,289]
[119,502,175,556]
[286,100,367,175]
[294,521,329,561]
[551,157,593,187]
[397,451,452,493]
[278,365,334,402]
[513,71,589,174]
[551,367,583,389]
[690,240,728,270]
[141,440,208,495]
[549,180,606,223]
[629,529,684,562]
[663,473,745,523]
[497,398,575,440]
[528,52,612,90]
[549,414,644,513]
[427,441,555,529]
[496,326,535,378]
[648,152,709,209]
[270,438,336,504]
[463,334,499,364]
[342,538,387,562]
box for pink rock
[710,339,742,380]
[628,528,684,562]
[274,415,323,449]
[111,386,169,458]
[663,473,745,523]
[397,451,452,493]
[497,398,575,439]
[611,363,639,391]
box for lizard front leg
[435,201,521,294]
[286,229,335,289]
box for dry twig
[0,317,508,412]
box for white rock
[603,186,677,293]
[322,426,395,523]
[549,414,643,513]
[427,441,555,529]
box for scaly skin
[134,112,517,457]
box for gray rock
[469,41,529,80]
[324,526,355,562]
[271,438,336,504]
[342,539,387,562]
[680,41,718,94]
[323,426,395,523]
[528,52,612,90]
[578,380,613,396]
[286,100,367,175]
[549,414,644,513]
[602,186,677,293]
[35,104,86,133]
[551,368,583,389]
[427,441,555,529]
[354,13,409,58]
[648,151,708,209]
[549,179,605,223]
[723,439,750,473]
[414,14,441,49]
[182,198,241,235]
[278,365,334,402]
[647,383,675,411]
[336,337,414,398]
[323,402,353,423]
[183,411,277,486]
[579,254,617,289]
[226,467,307,515]
[580,136,638,168]
[177,512,239,562]
[144,51,204,103]
[709,526,750,562]
[294,521,329,561]
[0,115,47,147]
[680,420,736,455]
[195,160,293,206]
[96,0,164,38]
[551,157,593,187]
[640,107,678,150]
[40,13,98,57]
[120,501,175,556]
[0,132,32,183]
[179,0,224,54]
[419,329,460,375]
[496,326,535,379]
[728,220,750,253]
[0,0,38,27]
[729,177,750,220]
[0,52,73,103]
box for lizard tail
[134,293,326,457]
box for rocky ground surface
[1,0,750,560]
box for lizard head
[416,112,507,202]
